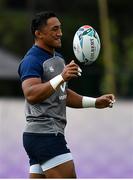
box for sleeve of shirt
[18,55,43,82]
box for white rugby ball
[73,25,101,65]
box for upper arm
[22,77,42,97]
[66,89,83,108]
[18,56,46,103]
[21,76,54,104]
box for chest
[42,56,65,81]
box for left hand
[95,94,116,108]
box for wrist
[82,96,96,108]
[50,74,64,90]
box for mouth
[55,38,61,42]
[55,38,61,45]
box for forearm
[66,89,115,109]
[66,89,83,108]
[66,89,96,108]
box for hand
[95,94,116,109]
[61,60,82,81]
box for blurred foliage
[98,0,116,95]
[0,0,133,98]
[119,36,133,97]
[0,11,31,56]
[0,0,5,7]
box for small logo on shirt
[60,82,66,92]
[59,94,67,100]
[49,66,54,72]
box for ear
[35,30,44,39]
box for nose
[57,28,62,37]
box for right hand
[95,94,116,108]
[61,60,81,81]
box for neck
[35,41,55,55]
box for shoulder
[18,54,42,74]
[20,54,40,66]
[18,54,43,82]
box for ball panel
[73,33,84,63]
[73,25,101,65]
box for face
[35,17,62,52]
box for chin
[55,43,62,48]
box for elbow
[26,95,39,105]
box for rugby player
[18,11,115,178]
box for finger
[109,99,116,104]
[106,94,116,101]
[78,72,81,76]
[68,74,78,79]
[69,60,75,64]
[108,99,116,108]
[78,67,82,73]
[109,103,113,108]
[67,63,78,69]
[69,60,80,68]
[68,70,79,75]
[66,65,79,73]
[67,65,82,73]
[69,69,82,76]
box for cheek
[44,33,55,40]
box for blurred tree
[0,11,29,56]
[120,36,133,97]
[26,0,36,48]
[0,0,6,8]
[26,0,36,12]
[98,0,116,95]
[5,0,27,9]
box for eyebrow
[52,24,62,28]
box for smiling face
[35,17,62,53]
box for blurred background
[0,0,133,178]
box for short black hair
[31,11,57,37]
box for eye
[52,27,58,31]
[52,25,62,31]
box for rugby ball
[73,25,101,65]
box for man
[18,11,115,178]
